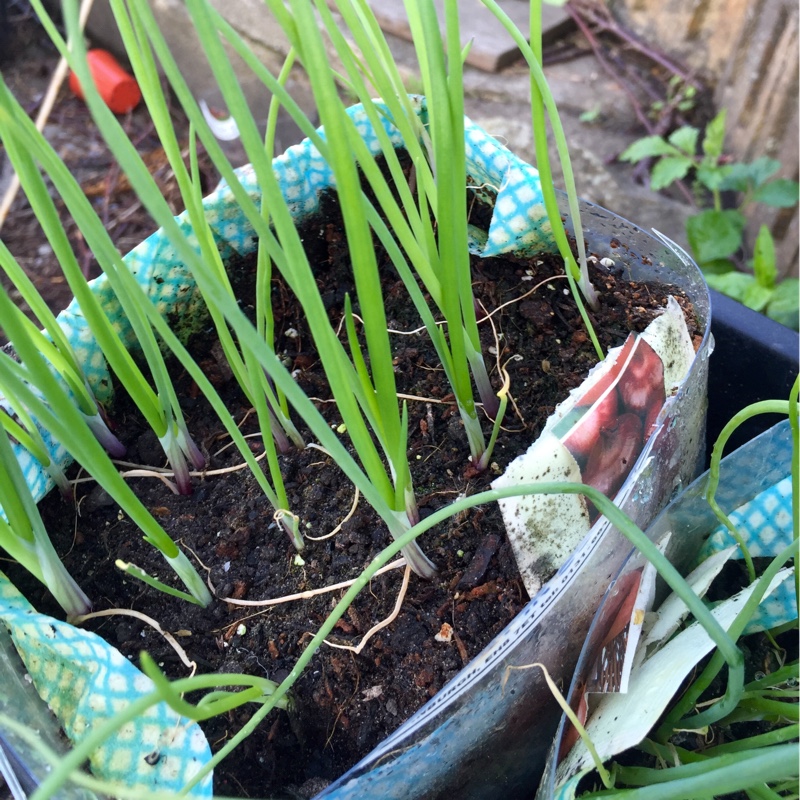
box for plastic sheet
[0,573,213,797]
[541,419,796,798]
[0,626,97,800]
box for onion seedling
[5,0,611,594]
[558,392,798,798]
[21,662,289,800]
[105,0,302,548]
[0,83,205,497]
[304,0,503,468]
[21,0,438,577]
[253,50,308,457]
[0,427,90,618]
[134,0,438,574]
[0,288,212,606]
[0,175,213,606]
[483,0,603,357]
[3,4,762,793]
[0,385,71,499]
[0,239,125,460]
[270,0,428,537]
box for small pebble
[115,620,138,644]
[83,485,117,513]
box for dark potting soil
[10,185,702,798]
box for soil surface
[5,163,700,797]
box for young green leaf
[744,156,783,187]
[686,208,746,264]
[765,278,800,330]
[704,271,755,303]
[696,162,732,192]
[0,426,90,617]
[752,224,777,290]
[752,178,800,208]
[741,280,773,313]
[701,108,727,159]
[667,125,699,156]
[650,155,694,191]
[0,71,204,496]
[619,135,681,163]
[719,157,782,193]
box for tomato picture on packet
[493,296,696,596]
[561,336,665,520]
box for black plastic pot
[706,289,799,459]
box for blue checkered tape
[701,478,793,559]
[6,96,553,510]
[700,477,796,633]
[0,572,212,796]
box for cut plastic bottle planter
[541,420,796,799]
[0,99,710,798]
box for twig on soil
[108,468,180,493]
[211,427,259,457]
[500,354,526,429]
[478,296,526,430]
[218,557,408,608]
[306,486,361,541]
[323,562,412,656]
[483,274,570,320]
[68,445,268,493]
[72,607,196,672]
[396,392,450,405]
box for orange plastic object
[68,49,142,114]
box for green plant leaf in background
[701,108,727,158]
[650,155,694,191]
[718,157,781,193]
[695,162,732,192]
[686,208,745,264]
[752,178,800,208]
[620,91,798,331]
[752,224,777,290]
[619,135,682,163]
[667,125,699,156]
[741,281,773,313]
[704,271,755,304]
[766,278,800,329]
